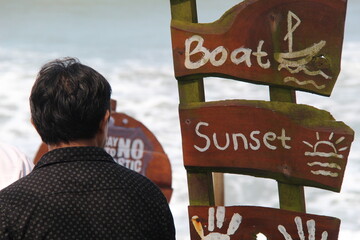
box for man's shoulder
[110,163,162,194]
[100,162,168,204]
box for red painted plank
[171,0,347,96]
[179,100,354,192]
[189,206,340,240]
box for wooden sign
[34,103,173,202]
[104,112,173,202]
[179,100,354,192]
[189,206,340,240]
[171,0,347,96]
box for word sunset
[194,121,291,152]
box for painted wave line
[284,77,326,89]
[305,151,344,159]
[279,65,331,79]
[311,170,339,178]
[307,162,341,170]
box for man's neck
[48,138,99,151]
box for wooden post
[269,87,306,212]
[170,0,217,206]
[213,172,224,205]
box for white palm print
[278,216,329,240]
[191,206,242,240]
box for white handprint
[191,206,242,240]
[278,216,328,240]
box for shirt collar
[34,146,114,170]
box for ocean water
[0,0,359,239]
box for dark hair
[30,57,112,145]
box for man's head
[30,57,112,146]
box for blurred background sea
[0,0,359,239]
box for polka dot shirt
[0,147,175,240]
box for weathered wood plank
[179,100,354,192]
[188,206,340,240]
[171,0,347,96]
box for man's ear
[30,118,38,131]
[96,110,111,147]
[99,110,110,133]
